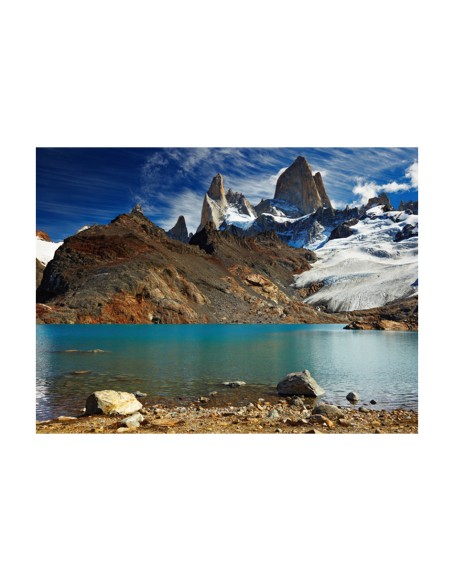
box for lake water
[36,324,418,420]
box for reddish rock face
[36,230,51,242]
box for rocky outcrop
[198,174,229,231]
[343,297,418,331]
[36,230,51,242]
[226,189,257,218]
[85,390,143,415]
[36,258,45,288]
[364,193,393,211]
[394,223,418,242]
[276,370,325,397]
[313,172,332,209]
[398,200,418,214]
[274,156,326,214]
[167,215,190,243]
[329,218,359,240]
[36,206,344,324]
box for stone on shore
[267,409,280,420]
[85,390,143,416]
[121,412,144,429]
[346,391,360,402]
[312,403,343,420]
[276,370,325,397]
[309,414,334,428]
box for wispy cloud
[405,161,418,188]
[37,147,418,240]
[352,160,418,204]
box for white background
[1,1,453,581]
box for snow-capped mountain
[193,156,418,312]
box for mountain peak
[274,156,324,214]
[167,215,190,243]
[131,203,144,215]
[207,173,226,202]
[313,172,333,209]
[197,174,229,231]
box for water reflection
[36,324,418,419]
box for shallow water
[36,324,418,420]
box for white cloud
[352,179,381,203]
[353,172,414,205]
[381,181,411,193]
[268,167,287,186]
[405,161,418,188]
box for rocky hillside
[36,154,418,327]
[37,205,342,324]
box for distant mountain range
[36,155,418,328]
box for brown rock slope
[36,207,342,324]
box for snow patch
[294,211,418,311]
[36,237,63,265]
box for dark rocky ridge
[36,207,339,324]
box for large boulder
[85,390,143,416]
[276,370,325,397]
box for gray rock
[85,390,143,416]
[276,370,325,397]
[222,381,246,387]
[121,412,144,429]
[267,409,280,420]
[134,391,147,398]
[291,396,308,408]
[359,407,369,412]
[346,391,360,402]
[312,403,343,420]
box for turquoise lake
[36,324,418,420]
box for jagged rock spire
[131,203,144,214]
[274,156,330,214]
[313,172,332,209]
[197,173,229,232]
[167,215,190,243]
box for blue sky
[37,147,418,240]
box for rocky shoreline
[36,394,418,434]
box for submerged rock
[222,381,246,387]
[346,391,360,403]
[276,370,325,397]
[85,390,143,416]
